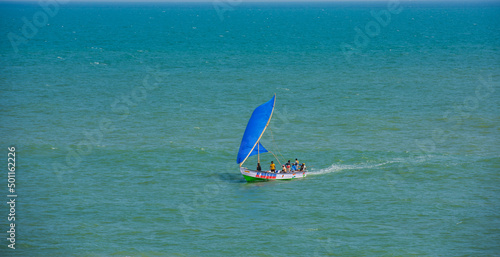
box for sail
[236,95,276,165]
[250,142,268,157]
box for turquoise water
[1,1,499,256]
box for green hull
[242,174,296,182]
[240,167,307,182]
[242,175,268,182]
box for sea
[0,1,499,256]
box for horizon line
[0,0,498,2]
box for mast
[257,142,260,164]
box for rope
[269,126,285,163]
[268,150,282,167]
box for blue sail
[250,142,268,156]
[236,95,276,165]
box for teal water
[1,1,499,256]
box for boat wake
[307,160,400,176]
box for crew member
[270,161,276,173]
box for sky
[0,0,486,2]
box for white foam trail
[308,160,400,176]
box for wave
[308,160,400,176]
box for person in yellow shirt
[270,161,276,173]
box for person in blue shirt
[291,163,297,171]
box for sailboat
[236,94,307,182]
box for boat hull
[240,167,307,182]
